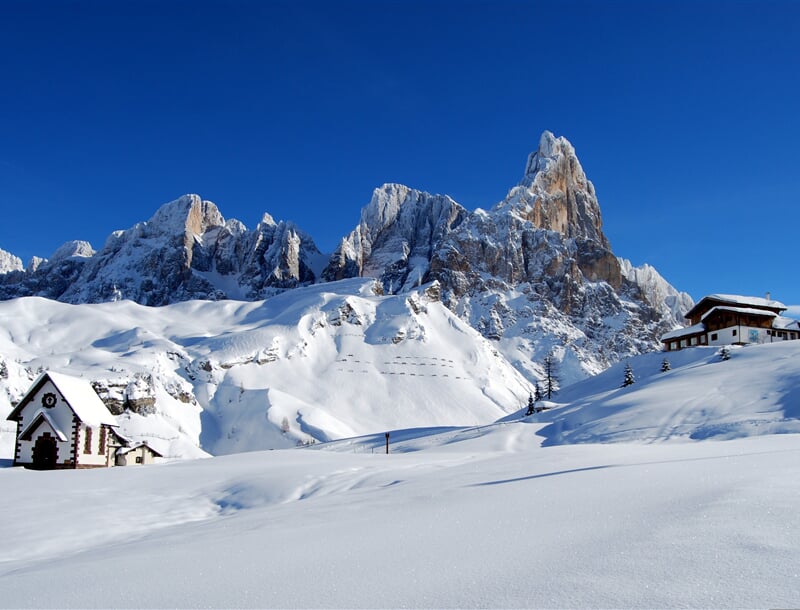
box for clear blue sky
[2,0,799,307]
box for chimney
[766,291,772,301]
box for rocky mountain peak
[322,183,468,291]
[502,131,607,249]
[50,240,95,263]
[148,194,226,238]
[522,130,572,179]
[0,248,23,274]
[0,249,22,274]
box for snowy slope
[0,426,797,608]
[0,279,533,458]
[531,340,800,444]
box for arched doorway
[32,433,58,470]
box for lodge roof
[685,294,786,320]
[661,322,706,341]
[700,306,778,322]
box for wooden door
[32,433,58,470]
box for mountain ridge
[0,132,693,384]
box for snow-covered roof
[8,371,118,427]
[116,441,163,457]
[704,294,785,310]
[701,306,778,322]
[661,323,705,342]
[773,316,800,331]
[19,409,69,442]
[45,372,118,427]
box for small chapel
[6,371,159,469]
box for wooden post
[385,432,390,454]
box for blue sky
[2,0,799,307]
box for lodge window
[732,329,737,337]
[84,427,93,454]
[711,333,718,341]
[136,456,143,464]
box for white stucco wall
[14,378,114,468]
[707,325,769,347]
[116,445,159,466]
[16,379,76,466]
[75,424,111,467]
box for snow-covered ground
[0,425,798,608]
[3,339,800,606]
[535,341,800,444]
[0,279,533,457]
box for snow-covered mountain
[0,132,695,454]
[0,248,23,274]
[324,132,692,379]
[0,279,533,458]
[0,195,326,305]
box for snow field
[0,279,533,457]
[0,427,798,608]
[535,341,800,445]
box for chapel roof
[6,371,118,427]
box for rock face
[0,248,23,274]
[322,183,469,292]
[0,195,323,305]
[321,131,692,377]
[0,132,691,380]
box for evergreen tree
[525,393,535,416]
[720,346,731,361]
[622,362,635,387]
[534,382,542,403]
[660,357,671,373]
[542,354,559,400]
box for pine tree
[542,354,559,400]
[720,346,731,361]
[622,362,635,387]
[660,357,671,373]
[525,393,535,416]
[534,382,542,403]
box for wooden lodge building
[662,294,800,351]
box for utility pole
[385,432,390,454]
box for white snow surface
[534,341,800,444]
[0,425,798,607]
[0,279,533,457]
[2,317,800,606]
